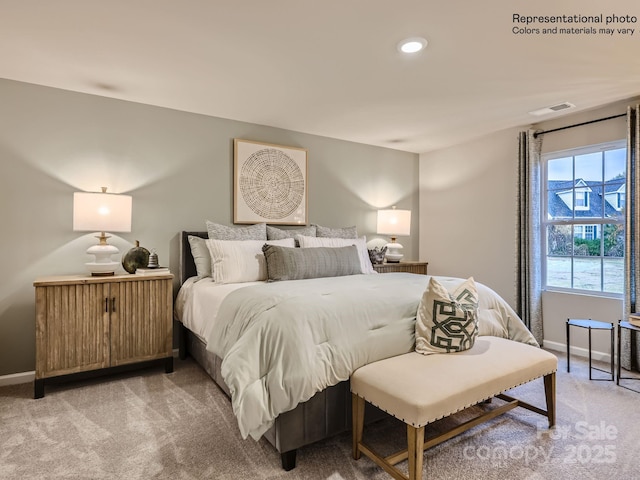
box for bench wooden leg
[407,425,425,480]
[352,393,365,460]
[544,372,556,428]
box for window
[584,225,595,240]
[575,190,589,209]
[543,141,626,295]
[574,225,597,240]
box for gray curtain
[516,130,543,344]
[623,105,640,371]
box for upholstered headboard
[179,231,207,285]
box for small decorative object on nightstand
[373,261,428,275]
[148,249,159,268]
[122,240,150,274]
[33,272,174,398]
[367,246,387,265]
[136,266,170,275]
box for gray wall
[419,97,637,359]
[419,126,521,305]
[0,79,419,376]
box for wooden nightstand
[373,261,428,275]
[33,272,174,398]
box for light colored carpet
[1,352,640,479]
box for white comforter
[206,273,537,440]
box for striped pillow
[206,238,294,284]
[295,235,376,274]
[262,244,362,281]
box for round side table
[617,320,640,392]
[566,318,614,381]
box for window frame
[541,139,626,298]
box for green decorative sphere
[122,240,150,274]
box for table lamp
[377,207,411,263]
[73,187,132,276]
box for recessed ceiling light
[398,37,428,54]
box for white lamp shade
[73,192,132,233]
[377,209,411,236]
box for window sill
[543,287,623,300]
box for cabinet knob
[111,297,116,313]
[105,298,109,313]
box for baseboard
[544,339,612,363]
[8,346,610,388]
[0,350,179,388]
[0,371,35,387]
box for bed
[174,230,537,470]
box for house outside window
[574,190,589,209]
[607,186,626,210]
[543,140,626,295]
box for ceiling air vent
[549,102,574,111]
[528,102,576,116]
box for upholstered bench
[351,336,558,480]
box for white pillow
[206,238,295,284]
[188,235,212,281]
[295,235,375,274]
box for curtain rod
[533,113,626,138]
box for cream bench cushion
[351,336,557,428]
[351,336,557,480]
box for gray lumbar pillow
[262,244,362,281]
[206,221,267,240]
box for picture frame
[234,139,308,225]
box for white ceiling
[1,0,639,154]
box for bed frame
[176,231,384,470]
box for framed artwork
[234,139,308,225]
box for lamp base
[385,242,404,263]
[87,267,118,277]
[85,242,120,276]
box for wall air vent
[528,102,576,116]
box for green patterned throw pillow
[415,277,479,354]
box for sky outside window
[548,148,625,181]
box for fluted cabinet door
[110,277,173,367]
[35,283,110,378]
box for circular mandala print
[240,148,304,219]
